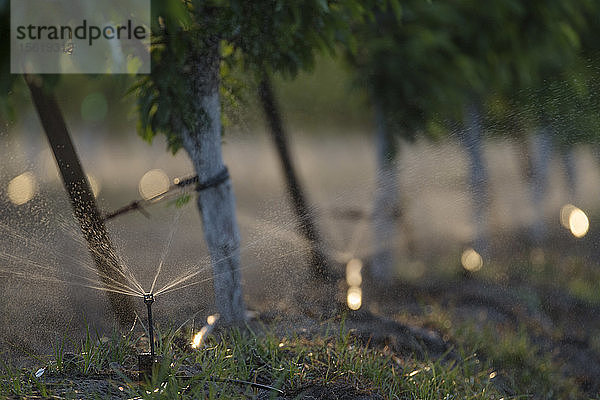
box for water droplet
[139,169,169,200]
[7,172,36,205]
[347,286,362,310]
[461,248,483,272]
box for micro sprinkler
[138,292,159,382]
[144,293,155,359]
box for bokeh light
[7,172,36,205]
[568,207,589,238]
[191,328,207,349]
[345,258,363,287]
[347,286,362,310]
[191,314,218,349]
[461,248,483,272]
[138,169,170,200]
[206,314,218,325]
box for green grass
[456,325,581,399]
[0,311,591,399]
[0,320,519,400]
[409,303,585,400]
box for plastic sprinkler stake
[139,293,159,382]
[144,293,155,359]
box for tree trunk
[24,75,135,328]
[179,42,245,326]
[372,99,400,281]
[258,74,331,281]
[529,127,553,245]
[461,102,489,254]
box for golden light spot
[461,248,483,272]
[191,314,219,349]
[569,207,589,238]
[489,371,497,379]
[191,327,208,349]
[206,314,218,325]
[138,169,169,200]
[7,172,36,205]
[347,286,362,310]
[345,258,363,287]
[86,174,100,198]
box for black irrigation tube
[103,169,229,222]
[174,375,284,394]
[102,173,198,221]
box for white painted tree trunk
[529,127,553,245]
[372,100,400,281]
[462,103,489,254]
[180,43,245,326]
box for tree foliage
[346,0,598,141]
[134,0,375,153]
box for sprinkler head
[144,293,154,304]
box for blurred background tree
[343,0,595,280]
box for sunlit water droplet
[347,286,362,310]
[139,169,169,200]
[568,207,589,238]
[191,314,219,349]
[206,314,218,325]
[461,248,483,272]
[191,328,207,349]
[7,172,36,205]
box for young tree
[258,74,332,281]
[0,6,135,327]
[347,0,591,275]
[512,2,598,244]
[345,1,465,279]
[25,77,136,327]
[136,0,369,323]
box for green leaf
[174,193,191,208]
